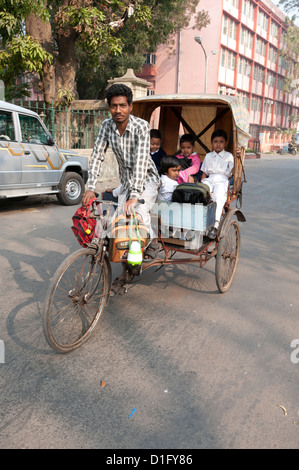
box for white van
[0,100,88,205]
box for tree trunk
[25,13,56,104]
[25,12,78,104]
[55,30,79,101]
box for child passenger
[201,129,234,239]
[176,134,202,184]
[157,155,181,201]
[143,155,181,261]
[150,129,167,173]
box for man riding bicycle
[82,83,160,294]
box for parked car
[0,100,88,205]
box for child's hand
[188,175,195,183]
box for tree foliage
[0,0,210,103]
[78,0,210,99]
[278,0,299,13]
[0,1,52,99]
[279,17,299,96]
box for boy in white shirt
[201,129,234,239]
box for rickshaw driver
[82,83,160,294]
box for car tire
[57,172,84,206]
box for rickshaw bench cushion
[172,182,210,205]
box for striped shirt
[87,115,160,199]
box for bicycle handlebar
[96,198,145,209]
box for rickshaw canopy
[133,93,250,193]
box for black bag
[172,182,210,205]
[177,155,192,170]
[177,155,202,181]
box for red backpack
[71,198,97,247]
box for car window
[0,110,16,141]
[19,114,49,145]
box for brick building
[137,0,299,152]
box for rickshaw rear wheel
[215,220,240,293]
[43,247,111,353]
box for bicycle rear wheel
[43,247,111,353]
[215,220,240,293]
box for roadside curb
[245,153,260,159]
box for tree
[279,17,299,97]
[0,0,210,104]
[278,0,299,13]
[0,1,52,100]
[77,1,210,99]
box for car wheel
[57,172,84,205]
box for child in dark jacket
[150,129,167,173]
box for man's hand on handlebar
[82,190,96,205]
[82,190,144,213]
[125,198,138,215]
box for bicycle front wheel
[43,247,111,353]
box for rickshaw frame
[132,93,249,273]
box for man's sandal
[143,242,161,263]
[110,272,135,296]
[110,277,127,296]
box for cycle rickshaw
[43,94,250,353]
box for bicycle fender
[219,208,246,239]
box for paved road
[0,155,298,450]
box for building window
[238,91,250,109]
[221,48,226,67]
[278,54,288,70]
[242,0,255,21]
[251,96,257,111]
[221,48,236,70]
[239,57,252,76]
[266,71,276,87]
[223,16,228,36]
[227,0,239,7]
[270,20,279,38]
[228,51,236,70]
[228,18,237,40]
[256,37,266,56]
[264,99,274,115]
[253,64,264,82]
[274,101,282,116]
[276,76,284,91]
[240,27,253,48]
[268,46,278,63]
[144,53,156,65]
[257,11,269,31]
[222,15,237,39]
